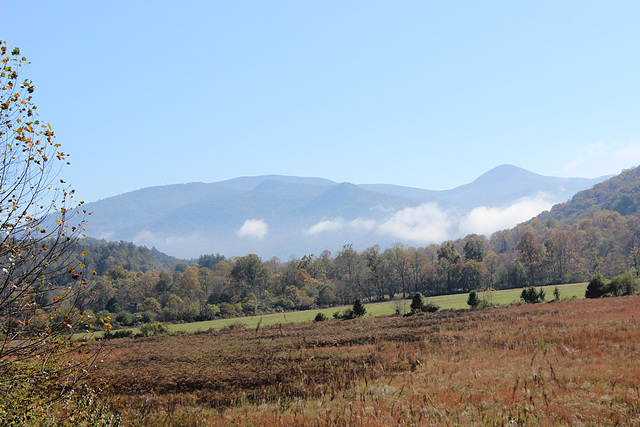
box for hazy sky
[3,1,640,203]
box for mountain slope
[538,166,640,222]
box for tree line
[77,207,640,327]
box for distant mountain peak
[472,164,541,184]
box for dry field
[91,296,640,426]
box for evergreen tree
[585,273,609,299]
[411,293,425,313]
[467,290,480,308]
[352,298,366,317]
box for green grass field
[165,282,588,334]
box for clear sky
[3,1,640,203]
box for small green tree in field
[467,290,480,308]
[410,293,425,313]
[520,287,545,304]
[553,286,561,301]
[408,292,440,314]
[352,299,366,317]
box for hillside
[76,238,179,274]
[538,165,640,222]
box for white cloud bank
[459,193,555,236]
[307,203,452,243]
[308,219,345,235]
[308,217,377,235]
[306,196,557,244]
[238,219,268,239]
[377,203,452,242]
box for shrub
[314,312,328,322]
[342,309,356,319]
[115,310,134,327]
[333,308,359,320]
[585,273,610,299]
[467,290,480,308]
[609,272,639,296]
[408,293,440,315]
[138,322,169,337]
[422,300,440,313]
[392,298,407,316]
[222,322,247,331]
[103,329,133,340]
[520,287,546,304]
[96,310,113,320]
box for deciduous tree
[230,254,270,297]
[0,41,100,420]
[517,230,545,286]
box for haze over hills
[85,165,609,259]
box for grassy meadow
[165,283,587,334]
[82,282,640,426]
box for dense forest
[69,166,640,330]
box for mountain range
[83,165,609,259]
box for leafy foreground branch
[0,41,119,424]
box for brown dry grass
[90,296,640,426]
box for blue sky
[3,1,640,203]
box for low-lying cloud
[308,219,345,235]
[307,217,377,235]
[306,195,557,245]
[377,203,452,242]
[238,219,268,239]
[459,193,555,236]
[307,203,452,243]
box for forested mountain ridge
[487,165,640,285]
[538,166,640,222]
[83,165,608,258]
